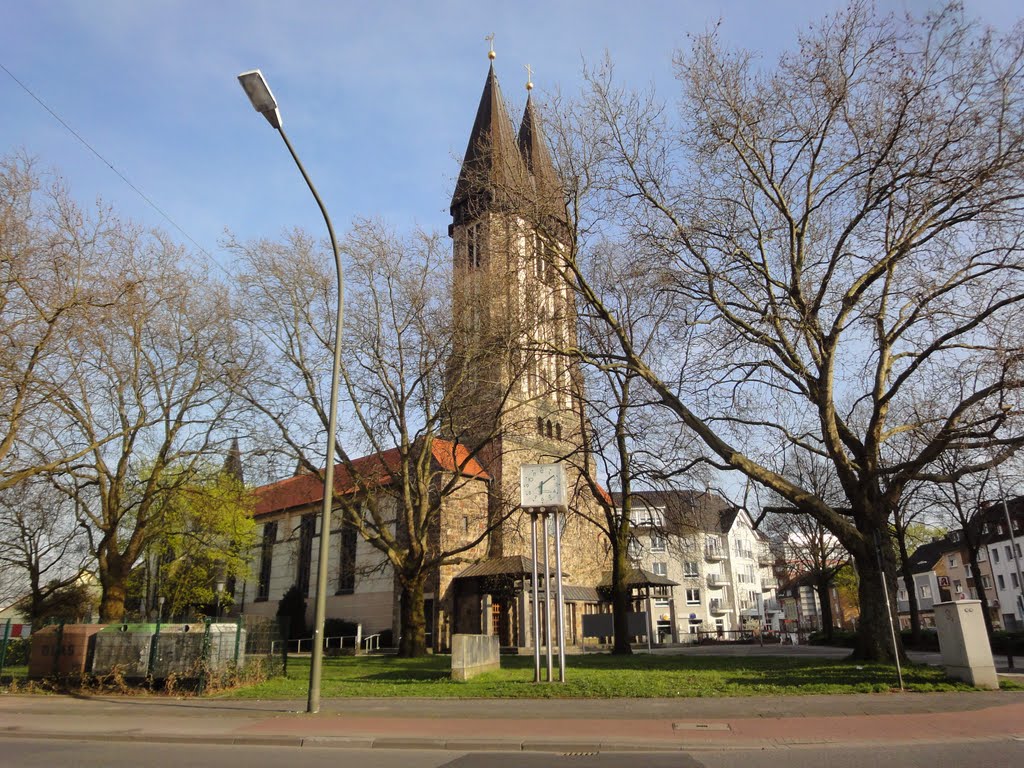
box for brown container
[27,624,108,679]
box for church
[241,53,628,652]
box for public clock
[520,463,567,509]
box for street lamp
[157,596,165,623]
[215,580,226,620]
[238,68,344,715]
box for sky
[3,1,1020,275]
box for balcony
[758,553,775,567]
[761,580,776,592]
[707,573,729,588]
[709,599,728,614]
[762,599,780,613]
[704,548,726,562]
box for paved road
[1,691,1022,753]
[2,737,1022,768]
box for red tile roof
[253,439,489,517]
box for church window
[532,233,545,280]
[256,522,277,601]
[297,514,316,596]
[546,420,553,438]
[537,416,544,436]
[466,222,482,269]
[337,519,357,594]
[555,423,562,440]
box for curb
[1,728,1020,753]
[0,730,690,753]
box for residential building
[896,540,943,629]
[777,574,819,634]
[975,497,1024,629]
[613,490,780,640]
[897,530,1000,630]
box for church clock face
[520,463,566,509]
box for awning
[453,555,564,580]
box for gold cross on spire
[525,63,534,91]
[485,33,496,60]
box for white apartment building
[615,491,780,641]
[986,536,1024,630]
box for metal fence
[269,628,381,655]
[695,629,786,644]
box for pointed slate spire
[223,436,244,484]
[517,92,566,224]
[451,62,526,224]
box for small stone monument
[932,600,998,689]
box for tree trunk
[397,574,427,658]
[849,545,905,663]
[98,578,128,623]
[611,543,633,655]
[895,530,921,646]
[814,576,834,641]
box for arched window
[546,420,553,438]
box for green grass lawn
[222,653,985,699]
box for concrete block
[451,633,499,681]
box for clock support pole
[542,511,553,682]
[529,512,541,683]
[553,507,566,682]
[526,506,566,683]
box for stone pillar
[518,585,529,648]
[933,600,998,690]
[481,594,492,635]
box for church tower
[447,53,597,571]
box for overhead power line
[1,61,230,276]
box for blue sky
[2,1,1020,272]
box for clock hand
[539,475,555,493]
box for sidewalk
[1,691,1023,752]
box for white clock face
[520,463,566,508]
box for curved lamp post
[237,69,344,715]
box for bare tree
[0,478,90,623]
[233,221,522,656]
[0,154,128,491]
[541,2,1024,661]
[566,241,710,653]
[50,243,239,622]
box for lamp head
[238,69,283,129]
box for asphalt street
[2,737,1022,768]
